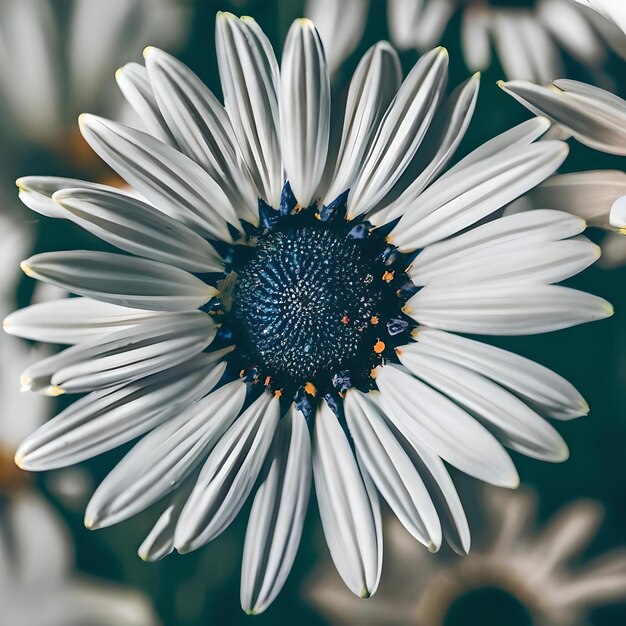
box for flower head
[307,487,626,626]
[5,13,612,614]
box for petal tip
[143,45,157,59]
[20,260,35,278]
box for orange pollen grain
[374,339,385,354]
[382,271,394,282]
[304,382,317,396]
[341,315,350,325]
[370,316,379,325]
[264,375,272,386]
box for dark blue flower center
[214,185,417,416]
[231,223,382,384]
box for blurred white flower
[0,0,190,147]
[0,491,159,626]
[307,487,626,626]
[501,78,626,267]
[307,0,626,83]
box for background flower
[307,486,626,626]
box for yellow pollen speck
[373,340,385,354]
[298,17,314,26]
[84,518,95,529]
[304,382,317,396]
[15,177,27,191]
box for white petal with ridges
[410,239,599,287]
[398,346,569,461]
[347,47,449,219]
[53,187,223,273]
[390,140,569,251]
[16,354,228,472]
[409,209,587,285]
[21,312,216,394]
[280,18,330,207]
[406,284,613,335]
[312,401,382,598]
[415,327,588,420]
[323,41,401,206]
[144,47,259,224]
[85,380,247,529]
[79,114,240,240]
[241,405,312,615]
[370,73,480,226]
[175,392,280,553]
[20,251,216,311]
[376,364,519,487]
[3,298,167,345]
[216,13,282,207]
[345,389,441,549]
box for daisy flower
[501,78,626,266]
[307,487,626,626]
[307,0,626,83]
[0,491,159,626]
[5,13,612,614]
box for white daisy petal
[115,62,176,145]
[20,251,216,311]
[79,114,241,240]
[85,380,247,530]
[416,327,588,420]
[410,238,599,287]
[16,176,113,219]
[376,364,519,487]
[138,480,194,562]
[280,18,330,207]
[241,405,312,615]
[52,187,223,273]
[413,0,455,50]
[143,47,259,224]
[347,47,449,219]
[369,73,479,226]
[313,401,382,598]
[446,116,551,173]
[215,12,282,207]
[16,354,228,472]
[407,283,613,335]
[3,298,167,345]
[175,391,281,553]
[323,41,402,206]
[345,389,442,550]
[398,346,569,461]
[21,312,217,394]
[500,79,626,156]
[409,209,587,285]
[393,426,471,555]
[390,140,569,251]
